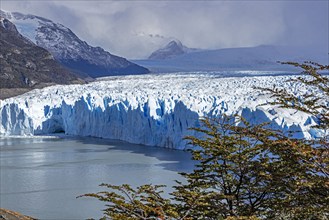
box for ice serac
[0,103,33,135]
[56,98,199,149]
[0,74,323,149]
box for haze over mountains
[137,41,328,73]
[0,9,327,100]
[0,6,327,151]
[0,10,150,78]
[1,9,327,77]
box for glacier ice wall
[0,74,321,149]
[0,103,33,135]
[58,98,200,149]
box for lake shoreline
[0,208,36,220]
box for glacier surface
[0,73,321,149]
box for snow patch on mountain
[0,73,323,149]
[148,40,198,60]
[1,10,52,44]
[0,10,149,78]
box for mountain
[0,17,82,99]
[148,39,197,60]
[0,10,150,78]
[136,45,328,73]
[0,73,319,148]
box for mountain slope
[0,18,82,98]
[0,10,150,78]
[136,45,328,72]
[148,40,197,60]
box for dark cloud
[1,0,328,59]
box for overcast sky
[1,0,328,59]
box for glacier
[0,73,322,149]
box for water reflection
[0,136,194,219]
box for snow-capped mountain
[0,10,149,78]
[0,73,322,149]
[136,45,328,73]
[0,18,81,99]
[148,40,197,60]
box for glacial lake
[0,137,194,219]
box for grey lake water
[0,137,194,219]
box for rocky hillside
[0,18,82,99]
[148,40,197,60]
[1,10,150,78]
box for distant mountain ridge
[0,17,82,98]
[0,10,150,78]
[136,44,328,73]
[148,39,198,60]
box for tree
[174,116,285,218]
[176,116,328,219]
[80,61,329,219]
[78,184,179,220]
[256,61,329,218]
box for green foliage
[175,117,283,218]
[260,61,329,131]
[256,61,329,219]
[80,61,329,219]
[79,184,179,220]
[177,116,328,219]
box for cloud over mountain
[2,1,328,59]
